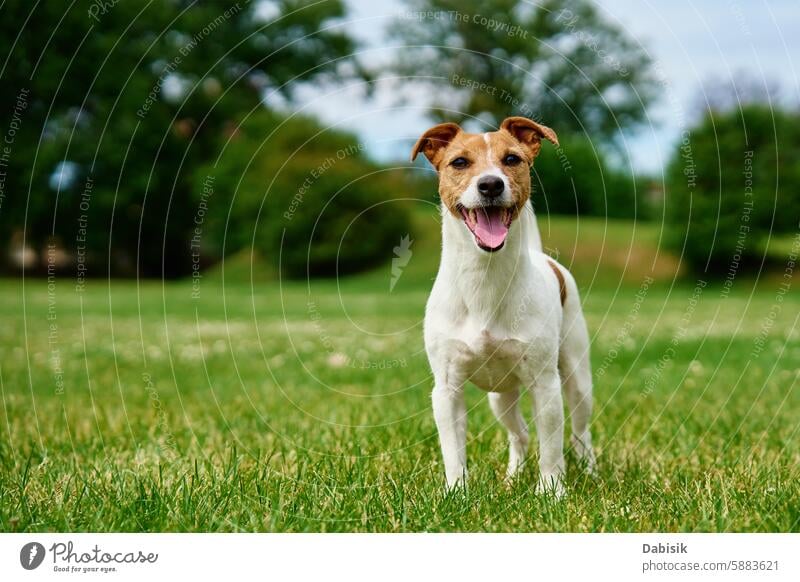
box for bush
[665,105,800,273]
[199,112,413,278]
[531,135,641,219]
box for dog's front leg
[531,368,566,497]
[432,381,467,489]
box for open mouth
[459,206,513,252]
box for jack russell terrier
[411,116,596,496]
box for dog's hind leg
[488,389,529,479]
[559,309,597,474]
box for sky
[288,0,800,174]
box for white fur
[425,201,595,495]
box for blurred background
[1,0,798,281]
[1,1,799,532]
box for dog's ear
[410,122,462,169]
[500,116,559,161]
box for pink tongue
[474,208,508,249]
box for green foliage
[532,136,640,218]
[201,112,413,278]
[390,0,657,140]
[0,1,356,276]
[666,105,800,273]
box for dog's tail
[521,201,543,253]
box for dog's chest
[425,242,559,391]
[447,327,536,392]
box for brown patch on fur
[547,259,567,306]
[410,123,461,169]
[500,117,559,161]
[411,117,559,222]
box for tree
[198,111,413,278]
[0,1,357,277]
[666,104,800,274]
[532,135,639,218]
[389,0,657,140]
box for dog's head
[411,116,558,253]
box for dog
[411,116,596,496]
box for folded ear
[500,116,559,160]
[410,122,462,169]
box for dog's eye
[450,157,470,169]
[503,153,522,166]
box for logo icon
[20,542,46,570]
[390,234,414,292]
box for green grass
[1,215,799,532]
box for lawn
[1,215,798,532]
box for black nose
[477,175,504,197]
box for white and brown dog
[412,117,596,495]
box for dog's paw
[502,468,522,490]
[536,474,566,500]
[444,469,468,492]
[571,434,597,477]
[504,457,527,483]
